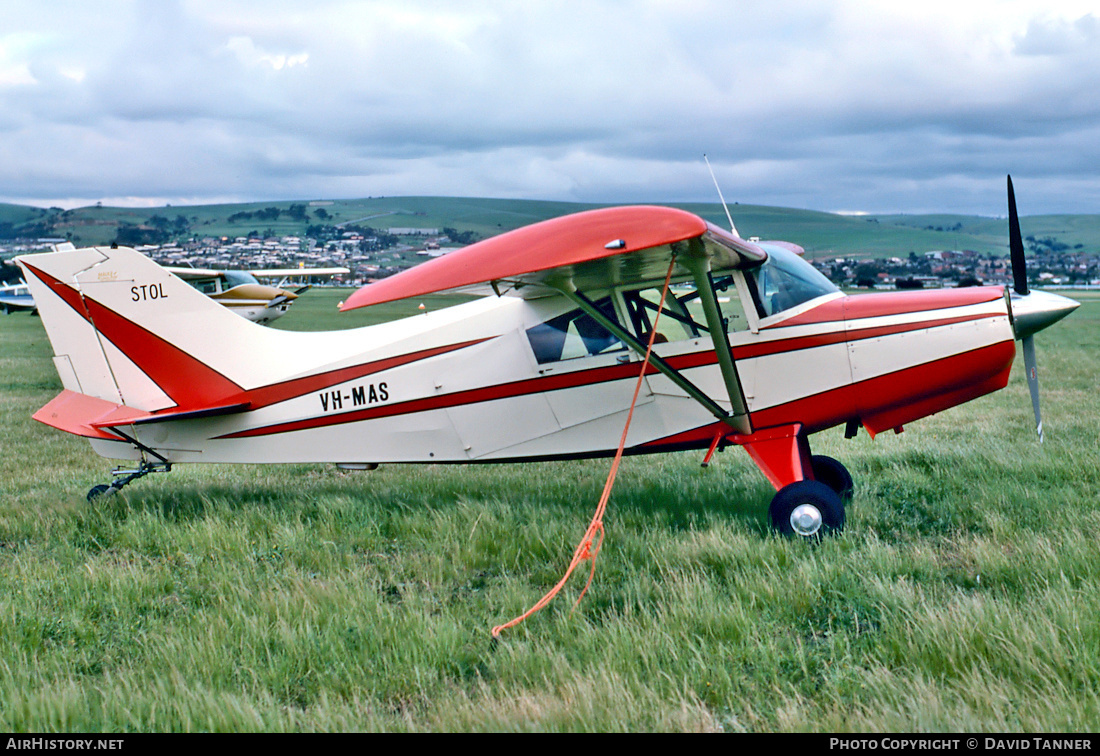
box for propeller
[1005,175,1079,443]
[267,285,310,309]
[266,290,299,309]
[1007,175,1044,442]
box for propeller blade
[1007,175,1029,296]
[1021,334,1043,443]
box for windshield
[748,244,838,318]
[223,270,260,288]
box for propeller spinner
[1005,175,1080,442]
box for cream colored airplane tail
[17,244,292,414]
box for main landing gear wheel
[769,480,845,539]
[810,454,854,504]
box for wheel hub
[790,503,823,537]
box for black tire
[768,480,845,539]
[87,484,114,503]
[811,454,854,503]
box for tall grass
[1,292,1098,732]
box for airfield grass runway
[2,289,1099,732]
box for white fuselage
[92,286,1016,466]
[17,243,1017,471]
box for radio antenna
[704,154,739,238]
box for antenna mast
[704,154,739,238]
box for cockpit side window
[746,245,839,318]
[526,296,624,364]
[187,278,221,294]
[622,274,750,344]
[622,287,698,344]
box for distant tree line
[115,224,171,246]
[442,227,481,245]
[1026,235,1083,254]
[147,215,192,233]
[227,204,310,225]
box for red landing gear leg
[700,431,724,467]
[737,423,849,539]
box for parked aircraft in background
[0,280,36,314]
[166,266,349,325]
[15,177,1076,538]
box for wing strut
[681,252,752,434]
[553,281,751,435]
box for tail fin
[17,245,275,413]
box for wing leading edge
[339,205,768,311]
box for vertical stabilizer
[16,245,267,412]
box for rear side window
[526,297,624,364]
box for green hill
[2,196,1098,261]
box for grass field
[1,288,1099,732]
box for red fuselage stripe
[236,340,490,410]
[220,309,1007,439]
[640,338,1016,450]
[776,288,1005,326]
[732,312,994,360]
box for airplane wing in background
[249,267,350,279]
[163,267,226,280]
[0,281,36,313]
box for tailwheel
[86,461,171,504]
[768,480,845,539]
[810,454,854,504]
[87,484,117,503]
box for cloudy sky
[2,0,1099,215]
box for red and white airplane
[16,177,1077,537]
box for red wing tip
[338,294,365,312]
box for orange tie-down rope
[492,257,677,638]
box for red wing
[340,205,767,311]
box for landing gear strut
[738,423,853,539]
[87,461,172,503]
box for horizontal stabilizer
[34,390,145,439]
[34,389,251,439]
